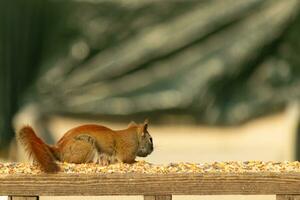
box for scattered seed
[1,161,300,175]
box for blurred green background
[1,0,300,160]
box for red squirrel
[17,120,153,172]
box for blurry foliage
[0,0,47,149]
[1,0,300,149]
[36,0,300,125]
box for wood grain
[277,195,300,200]
[8,197,38,200]
[1,172,300,196]
[144,195,172,200]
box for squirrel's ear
[128,121,137,127]
[143,119,149,131]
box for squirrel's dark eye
[149,137,153,143]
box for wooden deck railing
[1,172,300,200]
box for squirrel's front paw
[98,154,111,166]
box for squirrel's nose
[150,144,154,152]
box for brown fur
[17,126,59,173]
[17,121,153,173]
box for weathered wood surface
[277,195,300,200]
[1,172,300,196]
[8,197,38,200]
[144,195,172,200]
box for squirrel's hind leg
[60,134,99,164]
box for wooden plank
[1,172,300,196]
[144,195,172,200]
[277,195,300,200]
[8,197,38,200]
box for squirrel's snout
[146,143,154,156]
[137,144,153,157]
[150,144,154,152]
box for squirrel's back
[57,124,114,143]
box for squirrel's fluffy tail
[18,126,60,173]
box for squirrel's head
[129,119,153,157]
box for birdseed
[1,161,300,175]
